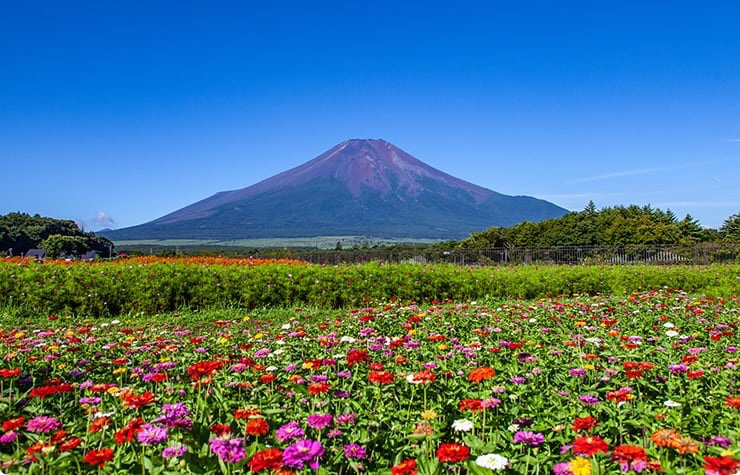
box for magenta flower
[276,422,304,442]
[306,413,333,430]
[343,443,366,460]
[162,445,188,458]
[137,424,169,445]
[513,431,545,446]
[209,434,246,463]
[26,416,61,433]
[282,439,325,470]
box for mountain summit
[105,139,567,241]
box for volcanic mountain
[105,139,567,241]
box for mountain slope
[105,139,567,240]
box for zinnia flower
[513,431,545,446]
[83,448,114,467]
[26,416,61,433]
[343,443,366,460]
[475,453,508,470]
[436,443,470,463]
[136,424,168,445]
[248,448,284,472]
[451,418,474,432]
[391,459,418,475]
[282,439,324,470]
[209,434,246,463]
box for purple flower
[162,444,188,458]
[569,368,587,377]
[276,422,305,442]
[26,416,61,433]
[343,443,366,460]
[513,431,545,446]
[306,413,333,430]
[79,396,101,405]
[0,432,17,444]
[209,434,246,463]
[553,461,573,475]
[282,439,325,470]
[336,413,356,425]
[579,394,600,405]
[137,424,169,445]
[510,377,526,384]
[155,403,193,430]
[327,429,343,438]
[669,364,688,374]
[706,436,732,448]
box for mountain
[104,139,567,241]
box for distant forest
[455,202,739,248]
[2,205,739,257]
[0,212,113,258]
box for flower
[650,429,680,448]
[468,366,495,383]
[209,434,246,463]
[282,439,325,470]
[246,418,269,436]
[611,445,648,472]
[26,416,61,433]
[572,416,599,432]
[573,436,609,456]
[703,455,740,475]
[306,413,333,430]
[513,431,545,446]
[392,459,418,475]
[436,443,470,463]
[136,424,168,445]
[569,457,592,475]
[248,448,284,472]
[115,417,146,444]
[663,399,681,407]
[83,448,114,467]
[162,445,188,458]
[276,421,304,442]
[451,418,474,432]
[475,453,508,470]
[343,443,366,460]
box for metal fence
[295,243,740,266]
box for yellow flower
[57,364,66,370]
[437,343,448,350]
[584,364,594,370]
[14,332,25,339]
[107,387,120,396]
[159,357,171,363]
[420,409,437,420]
[407,329,417,336]
[5,353,17,360]
[47,345,59,352]
[252,333,264,340]
[243,316,251,322]
[569,457,592,475]
[219,337,229,344]
[113,367,127,375]
[720,449,735,457]
[574,321,586,327]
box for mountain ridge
[104,139,568,241]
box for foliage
[0,257,737,317]
[460,204,719,248]
[0,212,113,258]
[0,291,736,473]
[720,213,740,242]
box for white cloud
[567,164,694,185]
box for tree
[719,212,740,242]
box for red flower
[611,445,648,464]
[459,399,483,412]
[2,417,25,432]
[0,368,21,378]
[572,416,599,432]
[248,448,284,472]
[187,360,224,380]
[234,408,261,420]
[245,418,269,436]
[573,436,609,456]
[89,417,110,433]
[210,423,232,435]
[410,369,436,384]
[347,349,369,366]
[122,391,155,409]
[29,383,73,399]
[703,456,740,475]
[468,366,495,383]
[83,448,115,467]
[114,417,146,444]
[391,459,418,475]
[725,396,740,409]
[436,443,470,463]
[686,370,704,379]
[625,369,644,379]
[368,371,395,385]
[308,382,332,393]
[59,437,82,452]
[259,373,276,384]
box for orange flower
[650,429,679,448]
[121,391,155,409]
[391,459,418,475]
[246,418,269,436]
[572,416,599,432]
[436,443,470,463]
[468,366,495,383]
[670,435,699,454]
[724,396,740,409]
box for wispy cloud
[567,164,695,185]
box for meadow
[0,258,737,474]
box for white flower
[663,322,674,328]
[664,399,681,407]
[476,453,509,470]
[665,330,679,337]
[451,418,474,432]
[340,336,356,343]
[110,320,121,325]
[281,323,291,330]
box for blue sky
[1,1,738,231]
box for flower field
[0,290,738,473]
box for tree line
[456,202,740,248]
[0,212,113,258]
